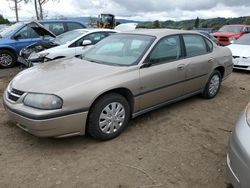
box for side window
[67,23,83,31]
[150,35,181,64]
[43,23,65,35]
[75,32,108,47]
[204,38,213,52]
[15,26,39,39]
[183,35,208,57]
[85,32,108,44]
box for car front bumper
[233,58,250,71]
[227,112,250,188]
[3,92,88,138]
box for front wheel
[202,70,222,99]
[0,50,16,68]
[87,93,130,140]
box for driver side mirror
[82,40,92,46]
[13,34,21,40]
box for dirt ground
[0,68,249,188]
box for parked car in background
[213,25,250,46]
[0,22,55,68]
[227,103,250,188]
[115,23,138,31]
[193,30,217,44]
[194,28,214,33]
[227,33,250,71]
[0,20,86,68]
[3,29,233,140]
[38,20,86,36]
[19,29,118,67]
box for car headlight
[38,52,49,58]
[23,93,63,110]
[229,37,235,44]
[28,52,49,60]
[246,103,250,126]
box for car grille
[7,88,25,102]
[233,56,240,59]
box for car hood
[227,44,250,57]
[21,41,58,59]
[11,57,128,93]
[27,22,56,38]
[212,32,239,37]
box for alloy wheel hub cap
[209,74,220,96]
[99,102,125,134]
[0,54,12,66]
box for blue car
[0,20,86,68]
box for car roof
[38,20,84,24]
[121,29,200,38]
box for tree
[8,0,21,22]
[8,0,30,22]
[194,17,200,28]
[152,20,161,28]
[245,17,250,25]
[34,0,59,20]
[0,15,10,24]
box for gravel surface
[0,69,249,188]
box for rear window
[67,22,84,31]
[42,23,65,35]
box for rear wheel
[0,50,16,68]
[202,70,222,99]
[87,93,130,140]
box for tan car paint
[3,29,233,137]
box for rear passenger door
[181,34,214,94]
[138,35,186,110]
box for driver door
[13,25,36,53]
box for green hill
[137,16,250,31]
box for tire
[0,50,16,68]
[87,93,130,140]
[202,70,222,99]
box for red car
[213,25,250,46]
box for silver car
[3,29,233,140]
[227,103,250,188]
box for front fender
[0,44,18,55]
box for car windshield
[218,25,243,33]
[82,34,155,66]
[235,34,250,45]
[0,22,24,38]
[52,30,87,45]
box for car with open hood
[19,29,118,67]
[0,21,56,68]
[227,33,250,71]
[0,20,86,68]
[3,29,233,140]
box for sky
[0,0,250,21]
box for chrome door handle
[177,64,185,71]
